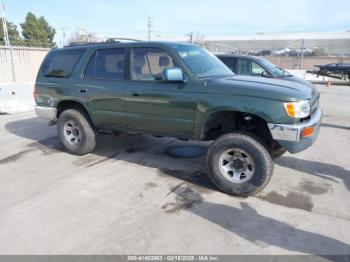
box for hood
[206,75,316,102]
[282,75,314,87]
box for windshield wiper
[202,74,235,80]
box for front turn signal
[302,126,314,137]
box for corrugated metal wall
[0,46,49,83]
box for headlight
[284,100,310,118]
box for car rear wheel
[57,109,96,155]
[207,132,274,196]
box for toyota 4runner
[34,41,322,196]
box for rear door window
[84,48,125,80]
[237,58,251,75]
[40,48,86,77]
[218,57,237,73]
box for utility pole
[85,18,89,42]
[59,27,68,47]
[186,32,194,44]
[147,17,153,41]
[0,0,16,82]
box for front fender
[194,94,292,140]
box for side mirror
[163,67,185,82]
[261,71,272,78]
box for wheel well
[203,111,275,147]
[56,100,93,125]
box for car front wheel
[207,132,274,196]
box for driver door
[123,47,196,137]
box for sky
[2,0,350,45]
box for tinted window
[237,59,251,75]
[84,48,125,80]
[217,56,237,72]
[40,48,85,77]
[130,48,174,81]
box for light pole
[0,0,16,82]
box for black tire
[207,132,274,197]
[57,109,96,155]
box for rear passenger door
[123,47,196,137]
[81,48,127,129]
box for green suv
[34,41,322,196]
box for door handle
[132,93,140,97]
[79,88,87,93]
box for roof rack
[65,38,141,48]
[106,37,140,42]
[65,41,103,47]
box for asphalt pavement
[0,84,349,255]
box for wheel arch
[56,100,94,126]
[198,108,273,142]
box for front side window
[251,61,265,76]
[173,45,233,78]
[84,48,125,80]
[130,48,174,81]
[237,59,266,76]
[40,48,86,77]
[260,59,289,77]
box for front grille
[310,94,319,116]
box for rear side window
[218,57,237,72]
[40,48,85,77]
[84,48,125,80]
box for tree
[67,29,103,46]
[0,20,23,46]
[20,12,55,47]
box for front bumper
[268,108,322,153]
[35,106,57,121]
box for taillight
[33,85,37,101]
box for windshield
[173,45,234,78]
[260,59,291,77]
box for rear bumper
[268,109,322,153]
[35,106,57,121]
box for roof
[62,41,195,50]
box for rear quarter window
[40,48,86,77]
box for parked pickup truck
[35,41,322,196]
